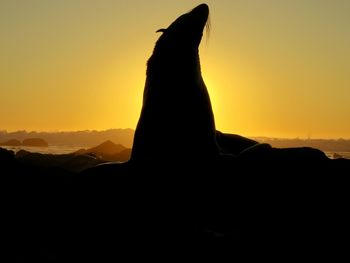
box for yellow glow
[0,0,349,139]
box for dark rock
[76,155,350,260]
[15,149,32,158]
[0,139,21,146]
[63,154,103,173]
[5,143,350,261]
[216,130,258,155]
[16,152,103,173]
[74,140,129,162]
[22,138,48,147]
[102,148,131,162]
[0,147,15,164]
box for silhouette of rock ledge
[76,145,350,260]
[216,131,258,155]
[22,138,48,147]
[15,151,103,173]
[74,140,130,162]
[0,147,15,164]
[0,139,21,146]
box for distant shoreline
[1,129,350,155]
[1,145,85,155]
[1,129,349,141]
[1,145,349,160]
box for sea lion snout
[188,3,209,37]
[190,3,209,23]
[154,4,210,49]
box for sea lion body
[131,4,219,162]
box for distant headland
[0,138,48,147]
[0,129,134,148]
[0,129,349,154]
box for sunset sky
[1,0,349,139]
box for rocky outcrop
[216,131,258,155]
[69,151,349,261]
[15,151,103,173]
[76,140,125,155]
[0,147,15,164]
[0,139,21,146]
[22,138,48,147]
[75,140,130,162]
[0,129,134,148]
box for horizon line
[0,129,349,141]
[0,128,134,133]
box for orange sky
[1,0,349,138]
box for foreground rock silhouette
[4,3,350,262]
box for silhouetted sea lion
[131,4,219,162]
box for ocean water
[2,145,349,160]
[1,145,84,155]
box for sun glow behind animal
[1,1,349,138]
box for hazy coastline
[1,129,350,159]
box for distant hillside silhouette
[75,140,131,162]
[0,129,134,148]
[1,130,349,155]
[0,139,21,146]
[254,137,350,153]
[0,138,48,147]
[0,140,131,173]
[22,138,48,147]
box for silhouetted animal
[5,4,350,262]
[131,4,219,162]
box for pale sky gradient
[1,0,349,138]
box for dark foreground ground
[2,143,350,262]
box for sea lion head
[154,4,210,53]
[146,4,210,85]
